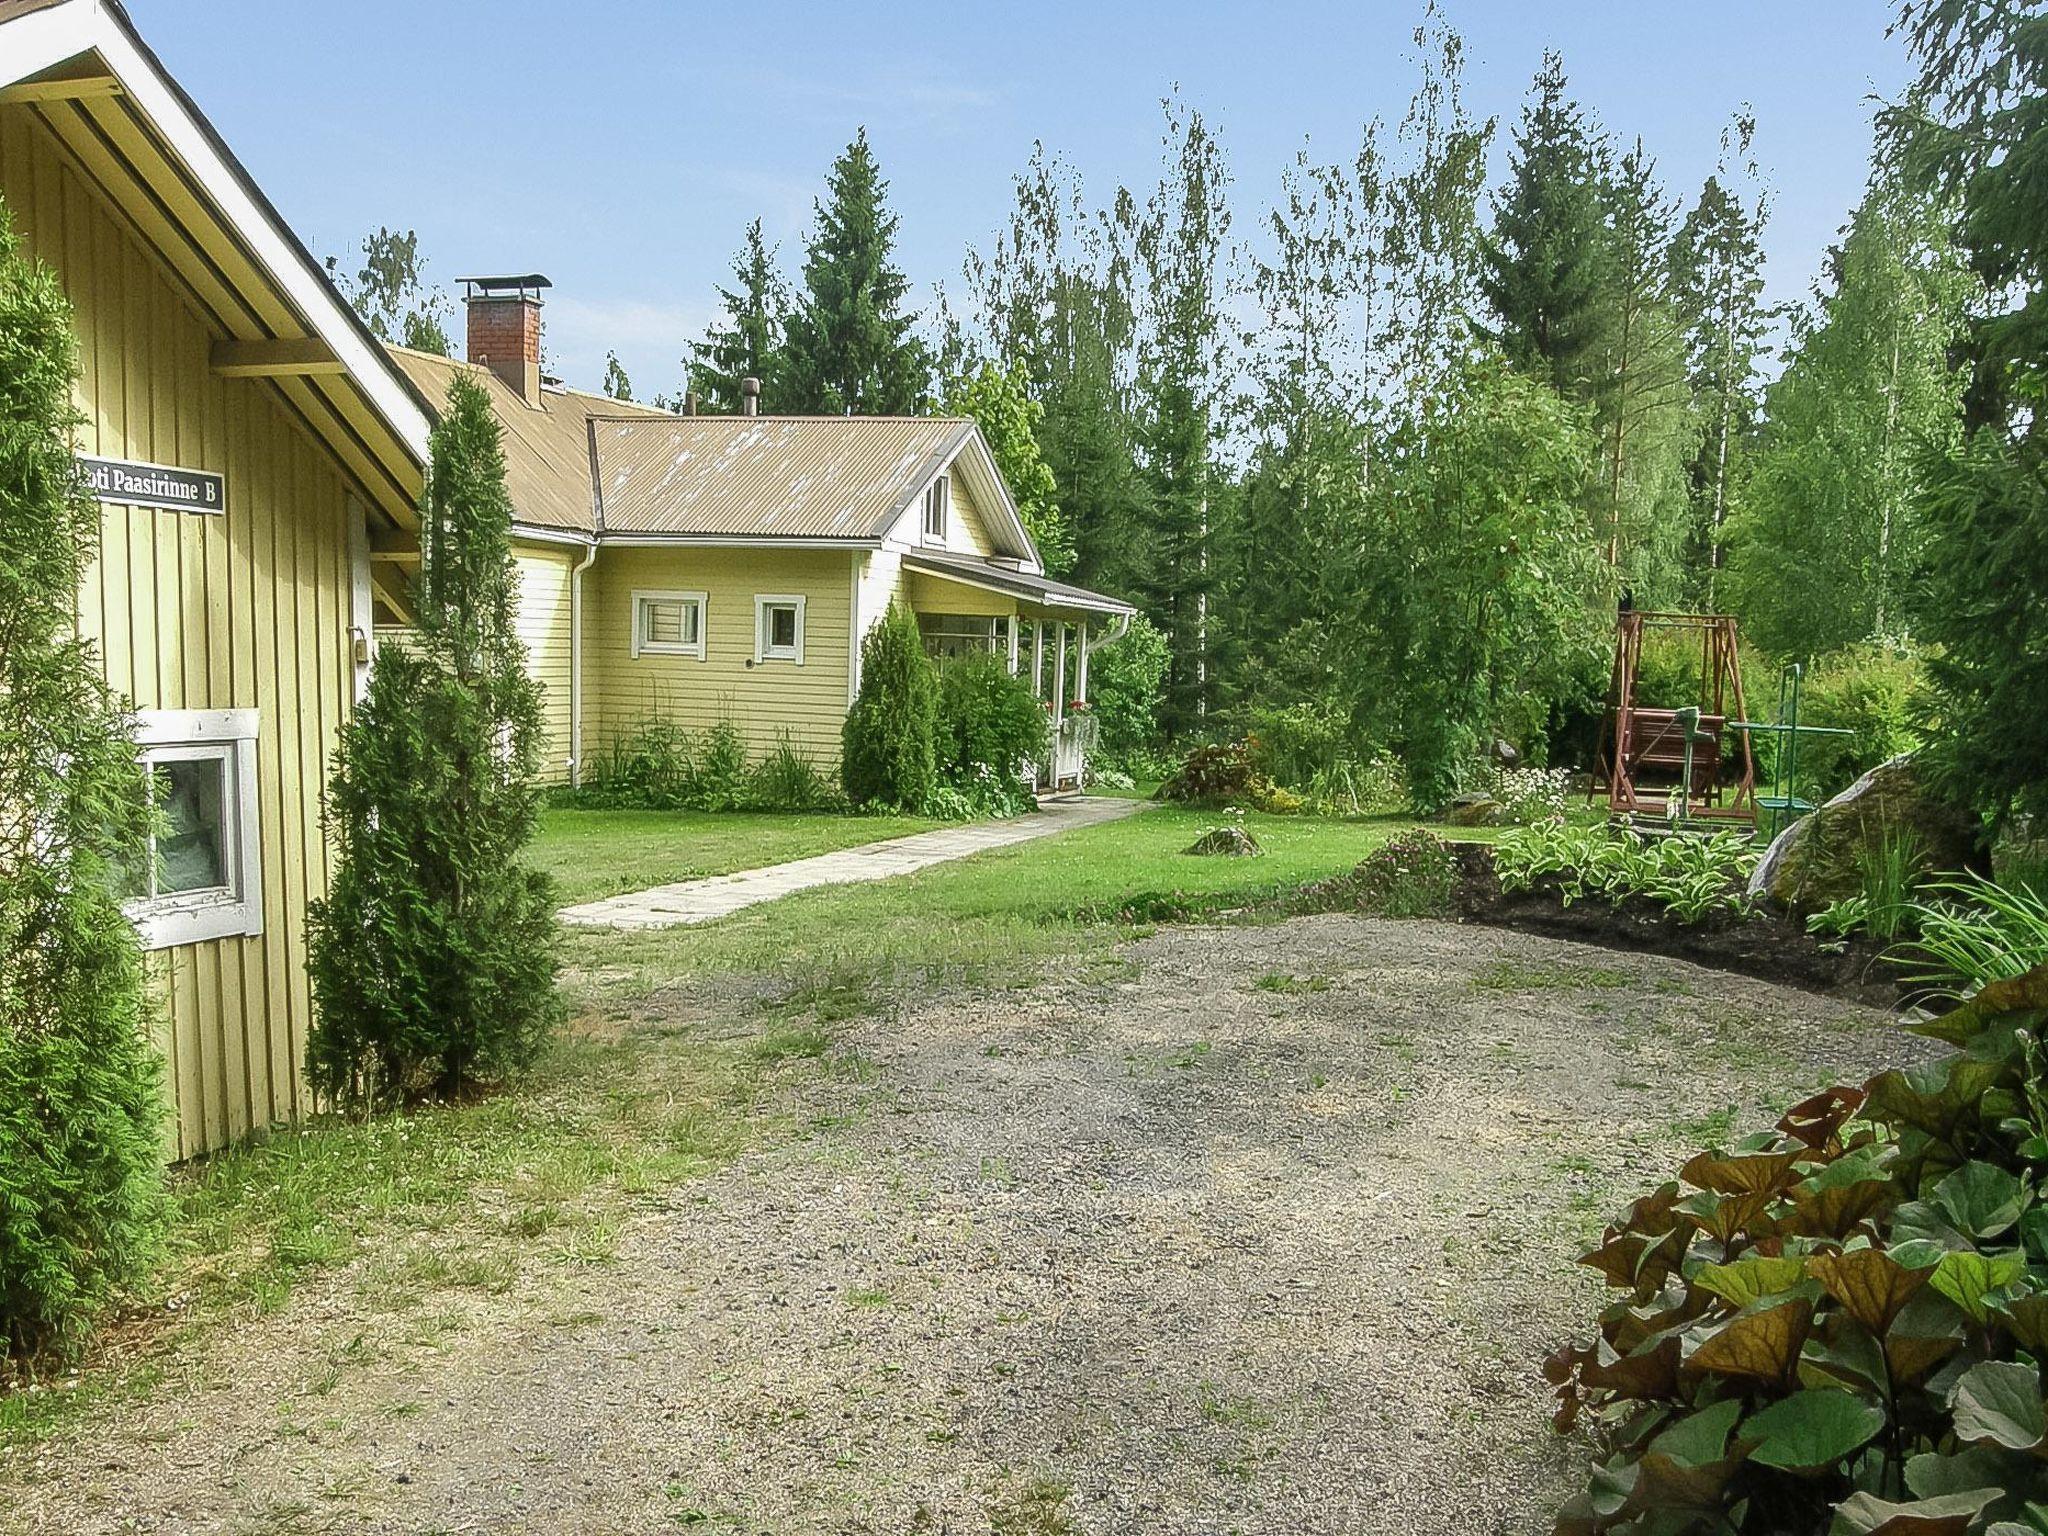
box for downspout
[568,537,598,786]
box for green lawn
[530,807,940,905]
[567,804,1495,998]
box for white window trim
[126,708,264,952]
[754,594,807,665]
[922,473,950,544]
[630,588,708,660]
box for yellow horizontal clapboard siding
[587,547,855,764]
[4,107,355,1160]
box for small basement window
[922,474,949,541]
[126,709,263,951]
[754,595,806,664]
[632,590,707,659]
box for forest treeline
[339,0,2043,827]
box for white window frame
[126,708,264,951]
[754,594,807,665]
[630,589,708,660]
[922,474,949,543]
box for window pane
[644,600,681,645]
[156,757,228,895]
[679,602,699,645]
[767,604,797,650]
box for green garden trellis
[1730,663,1855,841]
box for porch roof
[901,550,1136,619]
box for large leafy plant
[1550,963,2048,1535]
[1496,822,1759,923]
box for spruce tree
[780,131,931,413]
[1480,52,1613,399]
[307,374,559,1107]
[688,218,790,413]
[0,200,164,1361]
[1669,148,1770,603]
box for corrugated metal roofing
[904,550,1137,616]
[387,347,669,534]
[592,415,972,539]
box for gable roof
[592,415,976,541]
[0,0,432,526]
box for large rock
[1748,754,1978,915]
[1444,793,1501,828]
[1185,825,1263,858]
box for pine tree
[1480,52,1613,399]
[307,374,559,1107]
[0,200,164,1361]
[780,131,931,414]
[688,218,790,413]
[1669,129,1771,603]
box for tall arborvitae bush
[307,374,558,1107]
[841,602,939,810]
[0,200,164,1362]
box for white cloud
[542,294,714,400]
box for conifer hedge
[841,601,940,811]
[0,200,164,1361]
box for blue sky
[129,1,1914,396]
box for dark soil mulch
[1449,844,1914,1009]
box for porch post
[1032,619,1045,699]
[1053,621,1068,724]
[1008,614,1021,675]
[1076,620,1091,704]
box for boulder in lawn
[1185,825,1263,858]
[1444,792,1501,828]
[1747,753,1979,915]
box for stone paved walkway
[559,795,1150,929]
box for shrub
[1088,613,1169,761]
[694,717,750,812]
[307,374,560,1110]
[1784,643,1928,802]
[0,199,164,1361]
[1494,822,1759,923]
[745,732,842,812]
[1160,737,1296,813]
[1491,765,1575,826]
[1549,964,2048,1536]
[842,602,939,811]
[1320,829,1461,918]
[937,648,1048,789]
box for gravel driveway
[4,916,1930,1535]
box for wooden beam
[368,549,420,566]
[0,76,121,106]
[369,565,415,626]
[210,336,346,378]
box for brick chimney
[460,274,550,406]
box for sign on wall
[76,454,226,515]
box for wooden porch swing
[1590,608,1759,831]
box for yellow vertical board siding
[903,570,1019,619]
[589,547,854,763]
[944,470,1000,558]
[3,110,356,1159]
[513,543,577,783]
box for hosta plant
[1496,822,1760,923]
[1549,963,2048,1535]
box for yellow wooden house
[383,282,1135,793]
[1,0,436,1158]
[0,0,1133,1162]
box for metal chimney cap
[457,274,553,301]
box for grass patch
[529,807,938,906]
[1472,961,1634,993]
[1255,971,1331,994]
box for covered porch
[901,552,1136,794]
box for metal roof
[592,415,976,539]
[386,347,670,534]
[903,550,1137,617]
